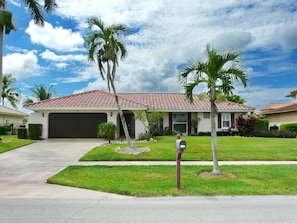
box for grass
[80,136,297,161]
[0,135,34,154]
[47,165,297,197]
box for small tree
[134,110,165,141]
[98,122,117,144]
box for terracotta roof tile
[0,106,28,116]
[23,90,255,112]
[259,102,297,115]
[23,90,148,110]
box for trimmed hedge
[0,125,11,135]
[253,130,296,138]
[255,117,269,131]
[28,124,42,139]
[280,123,297,133]
[17,127,27,139]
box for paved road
[0,196,297,223]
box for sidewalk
[74,160,297,166]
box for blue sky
[3,0,297,112]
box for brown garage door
[49,113,107,138]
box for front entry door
[119,112,135,138]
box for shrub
[98,122,117,143]
[198,132,211,136]
[0,125,11,135]
[280,123,297,133]
[139,133,149,140]
[28,124,42,139]
[164,127,175,136]
[253,130,296,138]
[255,117,269,131]
[17,127,27,139]
[236,114,257,136]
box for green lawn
[47,165,297,197]
[80,136,297,161]
[0,135,34,154]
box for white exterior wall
[27,112,48,138]
[27,110,147,139]
[163,114,170,130]
[27,109,248,139]
[1,114,26,126]
[27,110,116,139]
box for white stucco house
[23,90,255,139]
[0,106,28,134]
[0,105,28,126]
[258,89,297,127]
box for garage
[49,113,107,138]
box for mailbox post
[176,134,186,190]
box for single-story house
[0,105,28,128]
[23,90,255,139]
[258,90,297,127]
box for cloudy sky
[3,0,297,111]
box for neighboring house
[258,90,297,127]
[0,105,28,128]
[23,90,255,139]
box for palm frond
[44,0,57,12]
[24,0,45,26]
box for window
[222,113,230,129]
[173,113,187,133]
[203,112,210,119]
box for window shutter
[231,113,235,128]
[169,112,172,130]
[218,113,222,129]
[188,112,191,134]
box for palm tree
[1,73,20,108]
[23,84,55,104]
[179,44,249,174]
[86,17,135,149]
[0,0,57,102]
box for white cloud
[40,50,86,62]
[235,85,295,111]
[25,21,84,52]
[213,32,252,50]
[275,23,297,50]
[3,50,40,79]
[57,64,99,83]
[5,0,297,112]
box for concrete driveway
[0,139,126,198]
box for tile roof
[23,90,147,110]
[23,90,255,112]
[259,102,297,115]
[0,106,28,116]
[286,90,297,98]
[119,93,255,111]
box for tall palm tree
[86,17,134,149]
[0,0,57,102]
[179,44,249,174]
[23,84,55,104]
[1,73,20,108]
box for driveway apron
[0,139,125,198]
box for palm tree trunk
[210,86,221,175]
[108,75,134,149]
